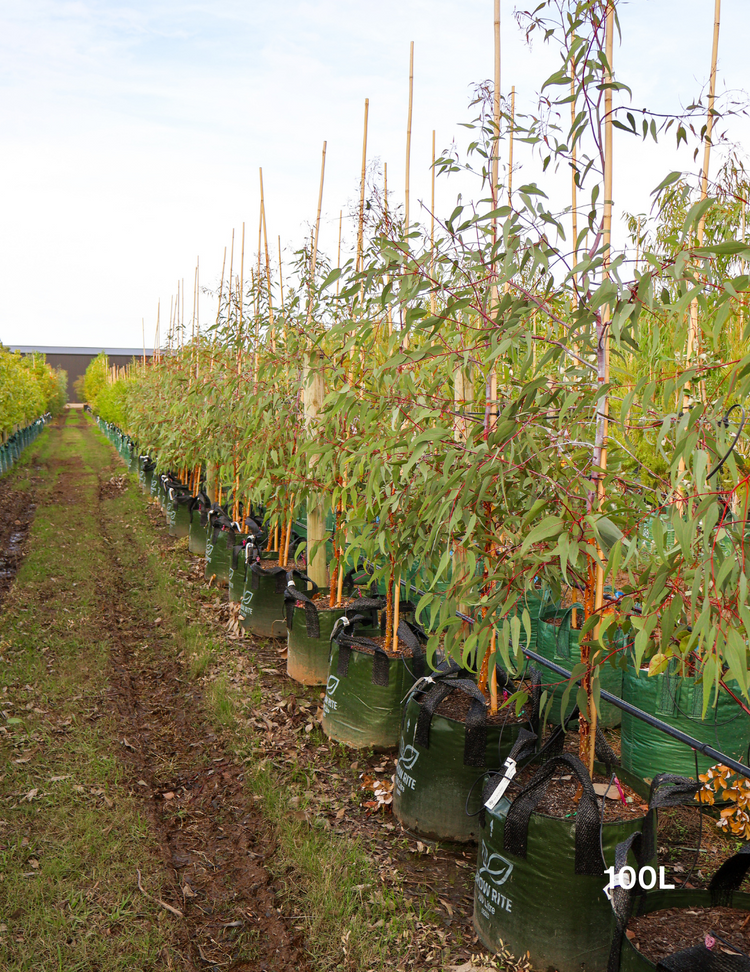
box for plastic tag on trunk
[484,758,517,811]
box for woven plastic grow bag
[240,552,292,639]
[473,750,661,972]
[188,508,207,556]
[228,541,247,604]
[139,456,156,494]
[393,668,540,842]
[321,618,424,751]
[620,661,750,781]
[166,486,193,538]
[284,570,381,685]
[536,604,624,727]
[608,807,750,971]
[204,516,237,588]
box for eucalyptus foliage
[95,0,750,719]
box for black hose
[707,404,745,481]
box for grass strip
[0,412,177,971]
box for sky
[0,0,748,350]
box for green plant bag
[617,887,750,971]
[149,469,159,502]
[166,490,192,539]
[139,457,155,494]
[322,640,419,751]
[239,554,288,638]
[620,662,750,780]
[284,574,381,685]
[536,606,623,727]
[287,604,346,685]
[609,839,750,972]
[474,757,654,972]
[204,524,233,587]
[393,687,534,843]
[228,542,247,604]
[188,508,207,557]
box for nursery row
[95,413,750,972]
[0,348,66,443]
[84,3,750,968]
[0,413,52,476]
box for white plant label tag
[484,758,517,811]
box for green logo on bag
[478,842,514,886]
[323,676,339,715]
[240,590,253,617]
[399,744,419,771]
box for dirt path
[98,500,307,970]
[0,415,310,971]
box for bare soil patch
[0,485,35,608]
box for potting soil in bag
[608,791,750,972]
[473,746,667,972]
[322,618,424,751]
[536,604,624,727]
[284,570,381,685]
[620,661,750,780]
[393,666,539,842]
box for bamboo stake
[142,319,146,370]
[586,1,615,777]
[228,228,235,330]
[481,0,503,709]
[282,493,295,568]
[304,144,329,588]
[430,130,436,315]
[239,222,246,375]
[357,100,369,274]
[507,87,515,207]
[392,574,401,653]
[571,71,578,284]
[216,247,227,328]
[259,169,276,354]
[686,0,721,390]
[155,300,160,363]
[404,42,414,234]
[337,211,343,297]
[306,142,326,328]
[195,257,200,379]
[487,0,501,436]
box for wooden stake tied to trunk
[304,143,330,590]
[582,1,615,776]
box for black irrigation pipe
[405,581,750,782]
[522,645,750,782]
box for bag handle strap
[503,753,604,876]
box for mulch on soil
[628,905,750,965]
